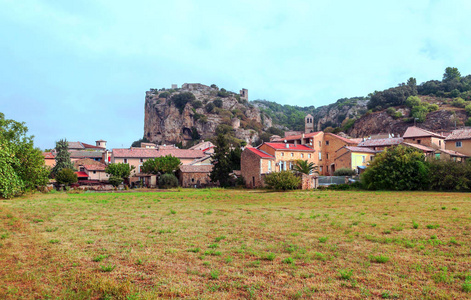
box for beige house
[445,128,471,157]
[83,164,109,181]
[334,146,377,173]
[42,152,56,168]
[403,126,445,150]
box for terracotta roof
[274,132,321,142]
[70,151,103,158]
[68,142,85,149]
[402,142,435,153]
[445,128,471,141]
[112,148,205,159]
[247,147,275,159]
[403,126,445,139]
[84,164,106,171]
[437,149,469,158]
[96,139,107,142]
[263,142,314,151]
[179,165,213,173]
[325,133,358,145]
[189,141,215,150]
[42,152,55,159]
[349,138,363,144]
[73,158,103,168]
[342,146,378,154]
[75,171,89,178]
[358,138,404,147]
[82,142,105,149]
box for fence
[318,176,356,186]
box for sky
[2,0,471,150]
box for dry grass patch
[0,189,470,299]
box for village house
[241,142,317,188]
[357,137,404,151]
[403,126,445,149]
[445,128,471,157]
[42,152,55,168]
[322,133,359,175]
[177,165,213,188]
[334,146,378,173]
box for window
[370,156,374,161]
[319,166,323,172]
[124,158,128,163]
[191,178,195,183]
[318,152,322,161]
[289,162,293,170]
[140,158,144,163]
[301,154,304,158]
[93,171,96,174]
[456,141,462,147]
[326,153,329,159]
[308,154,311,158]
[290,153,293,157]
[439,140,441,146]
[417,140,421,144]
[318,141,321,147]
[268,160,272,172]
[362,156,366,163]
[325,141,330,146]
[281,152,284,157]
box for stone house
[357,137,404,151]
[178,165,213,188]
[322,133,359,175]
[83,164,109,181]
[241,143,317,188]
[445,128,471,157]
[403,126,445,150]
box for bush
[427,159,471,191]
[159,91,170,99]
[108,176,122,187]
[405,96,421,107]
[192,100,203,109]
[466,104,471,115]
[333,168,356,176]
[361,145,428,190]
[428,104,439,112]
[451,97,466,108]
[158,174,178,189]
[205,102,215,113]
[213,99,223,108]
[264,171,301,190]
[55,168,78,186]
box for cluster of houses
[42,113,471,189]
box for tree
[51,139,74,176]
[293,160,318,175]
[407,77,418,96]
[443,67,461,82]
[0,113,49,198]
[210,134,233,187]
[131,137,150,147]
[108,176,123,187]
[228,147,242,171]
[55,168,78,186]
[105,163,135,183]
[158,173,179,189]
[361,145,429,190]
[171,92,196,113]
[141,155,181,175]
[264,171,301,190]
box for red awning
[75,171,89,178]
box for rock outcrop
[144,84,271,145]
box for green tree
[0,113,49,198]
[443,67,461,82]
[410,105,429,123]
[105,163,135,182]
[293,160,318,175]
[361,145,429,190]
[407,77,418,96]
[228,147,242,171]
[131,137,150,147]
[51,139,74,175]
[108,176,123,187]
[405,96,421,108]
[158,173,179,188]
[171,92,196,113]
[264,171,301,190]
[55,168,78,186]
[141,155,181,174]
[210,134,233,187]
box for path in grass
[1,189,470,299]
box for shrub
[205,102,215,113]
[108,176,122,187]
[264,171,301,190]
[466,104,471,115]
[427,159,471,191]
[159,91,170,99]
[213,99,223,108]
[405,96,421,107]
[192,100,203,109]
[451,97,466,108]
[361,145,428,190]
[55,168,78,186]
[428,104,439,112]
[333,168,356,176]
[158,174,178,189]
[171,92,196,113]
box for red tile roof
[247,147,275,159]
[75,171,89,178]
[437,149,468,158]
[445,128,471,141]
[402,142,435,152]
[84,164,107,171]
[403,126,445,139]
[42,152,55,159]
[179,165,213,173]
[358,138,404,147]
[263,142,314,151]
[82,142,105,149]
[325,133,358,145]
[112,148,205,159]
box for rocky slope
[144,84,271,146]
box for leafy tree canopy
[293,160,318,175]
[0,113,49,198]
[141,155,181,174]
[55,168,78,186]
[105,163,135,179]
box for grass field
[1,189,470,299]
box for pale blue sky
[1,0,471,149]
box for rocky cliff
[144,83,271,146]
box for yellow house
[445,129,471,157]
[334,146,377,173]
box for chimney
[294,140,298,146]
[285,144,289,149]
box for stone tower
[239,88,248,101]
[305,114,314,133]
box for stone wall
[301,174,318,190]
[179,172,212,188]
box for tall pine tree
[210,134,233,187]
[51,139,74,175]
